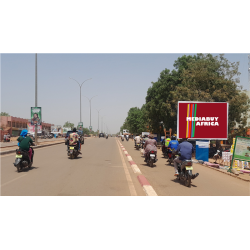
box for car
[99,133,104,138]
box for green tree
[126,107,147,134]
[0,112,10,116]
[168,53,250,143]
[82,127,90,135]
[63,121,74,129]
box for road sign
[89,126,92,131]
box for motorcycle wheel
[149,160,153,168]
[185,176,191,187]
[16,164,22,172]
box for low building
[0,116,54,139]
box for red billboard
[177,102,228,140]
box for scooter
[67,144,80,159]
[145,150,157,167]
[13,147,34,172]
[176,156,200,187]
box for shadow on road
[17,166,39,173]
[171,178,197,188]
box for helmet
[149,134,154,139]
[73,128,76,132]
[171,135,176,140]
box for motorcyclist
[144,134,158,162]
[17,129,35,163]
[69,128,82,154]
[134,134,141,147]
[174,138,194,176]
[167,135,179,161]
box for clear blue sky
[1,53,249,134]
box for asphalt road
[1,137,145,196]
[1,137,249,196]
[121,139,250,196]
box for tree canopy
[120,54,250,143]
[63,121,74,129]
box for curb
[199,162,250,182]
[118,140,157,196]
[0,141,65,155]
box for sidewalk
[200,158,250,182]
[0,139,65,155]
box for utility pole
[96,109,101,133]
[35,53,38,145]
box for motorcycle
[135,143,140,150]
[106,135,108,139]
[121,137,124,141]
[176,157,200,187]
[4,137,10,142]
[13,148,34,172]
[146,150,157,167]
[125,136,129,141]
[68,144,80,159]
[168,148,178,165]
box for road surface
[1,137,249,195]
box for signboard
[51,125,62,133]
[177,102,228,139]
[89,126,92,131]
[78,122,83,131]
[196,141,209,148]
[229,136,250,172]
[31,107,42,125]
[232,136,250,162]
[27,123,42,133]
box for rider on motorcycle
[69,128,81,154]
[173,138,194,176]
[167,135,179,161]
[134,134,141,146]
[17,129,35,163]
[144,134,158,162]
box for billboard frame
[177,101,229,140]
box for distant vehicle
[99,133,105,138]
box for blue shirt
[169,140,179,150]
[177,141,194,161]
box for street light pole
[96,109,101,133]
[69,77,92,123]
[84,95,97,131]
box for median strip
[117,139,157,196]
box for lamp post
[35,53,38,145]
[96,109,101,133]
[84,95,97,131]
[101,116,105,133]
[69,77,92,123]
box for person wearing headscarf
[17,129,35,162]
[143,134,158,162]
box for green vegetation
[120,54,250,142]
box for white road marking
[143,185,158,196]
[1,174,27,187]
[131,164,142,174]
[116,140,137,196]
[127,156,132,161]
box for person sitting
[167,135,179,161]
[144,134,158,162]
[69,128,81,154]
[173,138,194,176]
[17,129,35,163]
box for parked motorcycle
[145,150,157,167]
[4,137,10,142]
[68,144,80,159]
[13,148,34,172]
